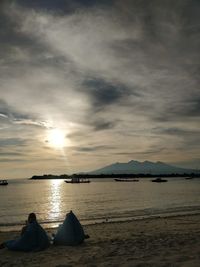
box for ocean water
[0,178,200,231]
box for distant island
[30,160,200,179]
[30,174,70,180]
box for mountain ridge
[89,160,199,175]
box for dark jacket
[5,221,50,251]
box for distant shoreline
[30,173,200,179]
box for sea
[0,178,200,232]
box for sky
[0,0,199,178]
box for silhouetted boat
[0,180,8,185]
[185,177,193,180]
[151,178,168,183]
[114,178,139,182]
[65,177,90,184]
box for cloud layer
[0,0,199,177]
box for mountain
[89,160,198,175]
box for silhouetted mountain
[89,160,198,175]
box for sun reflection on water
[48,180,63,221]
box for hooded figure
[54,211,85,246]
[5,213,50,252]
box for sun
[47,129,66,149]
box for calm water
[0,178,200,231]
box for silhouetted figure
[53,210,89,246]
[0,213,50,252]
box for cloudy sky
[0,0,199,178]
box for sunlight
[47,128,66,149]
[48,179,63,221]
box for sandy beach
[0,214,200,267]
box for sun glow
[47,128,66,149]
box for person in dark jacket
[0,213,50,252]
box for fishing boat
[151,178,168,183]
[65,177,90,184]
[0,180,8,185]
[114,178,139,182]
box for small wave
[1,205,200,232]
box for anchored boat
[0,180,8,185]
[65,177,90,184]
[151,178,168,183]
[114,178,139,182]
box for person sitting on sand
[53,210,89,246]
[0,213,50,252]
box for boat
[185,177,193,180]
[114,178,139,182]
[0,180,8,185]
[151,178,168,183]
[65,177,90,184]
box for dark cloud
[113,0,200,77]
[12,0,114,13]
[153,127,200,151]
[93,120,116,131]
[184,97,200,117]
[16,0,73,12]
[0,4,40,58]
[84,79,126,105]
[0,99,44,126]
[0,138,28,147]
[73,145,114,152]
[83,78,134,111]
[154,127,200,136]
[67,119,116,140]
[0,158,25,162]
[114,147,165,156]
[0,2,60,77]
[154,95,200,122]
[0,152,22,156]
[0,99,49,129]
[0,99,29,120]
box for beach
[0,214,199,267]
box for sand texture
[0,214,200,267]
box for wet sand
[0,214,200,267]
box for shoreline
[1,212,200,234]
[0,213,200,266]
[1,207,200,233]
